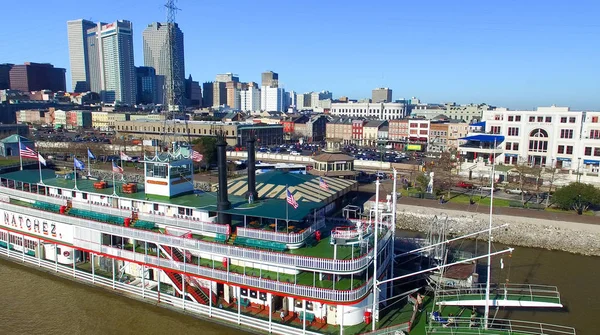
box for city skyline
[1,0,599,109]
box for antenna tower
[162,0,188,149]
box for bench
[299,311,315,323]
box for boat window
[178,207,185,215]
[72,191,76,198]
[249,290,257,299]
[57,189,62,195]
[153,204,159,211]
[240,288,248,296]
[306,302,314,311]
[82,193,88,200]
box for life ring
[63,250,70,257]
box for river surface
[0,240,597,335]
[0,258,249,335]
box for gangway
[435,283,563,308]
[426,316,576,335]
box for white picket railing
[2,201,391,273]
[73,239,374,303]
[0,186,229,236]
[236,218,326,244]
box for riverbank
[383,197,600,256]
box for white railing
[0,245,321,335]
[0,186,67,206]
[72,239,374,303]
[3,201,392,273]
[0,185,229,236]
[236,218,326,244]
[137,212,230,235]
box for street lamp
[546,157,555,208]
[577,157,582,183]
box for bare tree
[431,151,457,197]
[507,156,544,204]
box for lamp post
[546,157,555,208]
[577,157,582,183]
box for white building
[260,86,285,112]
[86,21,137,105]
[460,106,600,176]
[240,86,261,112]
[66,19,97,92]
[310,91,332,109]
[330,102,408,120]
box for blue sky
[0,0,598,110]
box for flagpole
[38,154,44,185]
[87,147,91,177]
[112,170,117,196]
[18,136,23,170]
[285,184,289,233]
[73,158,78,191]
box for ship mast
[484,138,497,329]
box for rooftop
[1,169,348,222]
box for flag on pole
[286,189,299,209]
[87,148,96,159]
[319,177,329,190]
[112,161,124,174]
[120,151,132,161]
[74,157,85,170]
[190,150,203,162]
[38,153,47,166]
[19,143,37,159]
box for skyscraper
[261,86,285,112]
[93,21,137,105]
[261,71,278,88]
[372,87,392,103]
[67,19,96,92]
[136,66,157,105]
[142,22,185,105]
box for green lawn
[446,193,512,207]
[545,206,596,216]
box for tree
[415,173,430,197]
[192,137,218,171]
[552,182,600,214]
[431,151,457,196]
[507,157,543,204]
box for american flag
[20,143,37,159]
[120,151,132,161]
[190,150,203,162]
[286,189,298,209]
[319,177,329,190]
[112,161,123,174]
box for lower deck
[0,226,412,335]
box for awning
[504,153,518,157]
[459,134,505,144]
[470,121,486,127]
[583,159,600,165]
[556,157,571,162]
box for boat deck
[435,283,563,308]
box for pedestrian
[416,293,423,312]
[280,310,285,322]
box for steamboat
[0,134,577,335]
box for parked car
[456,181,475,189]
[290,151,301,156]
[505,188,525,195]
[478,186,499,192]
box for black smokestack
[216,132,231,225]
[246,134,258,200]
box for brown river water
[0,241,597,334]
